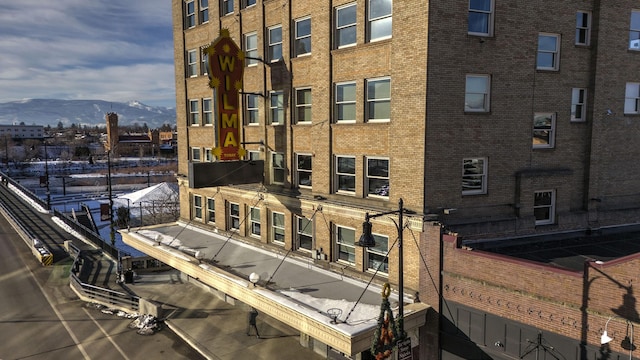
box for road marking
[82,308,131,360]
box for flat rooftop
[463,228,640,272]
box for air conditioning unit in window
[631,39,640,49]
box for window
[206,197,215,223]
[296,216,313,251]
[243,0,256,8]
[269,91,284,124]
[201,52,209,76]
[204,148,213,162]
[199,0,209,23]
[245,33,258,66]
[537,34,560,71]
[221,0,233,15]
[203,98,213,125]
[571,88,587,122]
[272,211,285,244]
[366,157,389,197]
[296,154,312,188]
[462,158,487,195]
[368,0,392,41]
[187,50,198,77]
[229,202,240,230]
[295,88,312,123]
[366,78,391,122]
[249,207,261,237]
[191,147,201,161]
[532,113,555,149]
[189,99,199,125]
[465,75,490,112]
[248,150,260,161]
[630,10,640,50]
[336,3,357,48]
[367,234,388,273]
[335,82,356,123]
[534,190,555,225]
[268,26,283,62]
[294,18,311,56]
[625,83,640,114]
[271,152,285,184]
[468,0,493,36]
[193,195,203,220]
[245,93,259,125]
[335,226,356,264]
[575,11,590,46]
[336,156,356,193]
[185,0,196,28]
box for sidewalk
[125,270,325,360]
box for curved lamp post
[357,198,406,339]
[601,316,634,360]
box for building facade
[171,0,640,359]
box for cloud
[0,0,175,107]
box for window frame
[366,157,389,198]
[625,82,640,114]
[536,33,561,71]
[571,88,587,122]
[228,202,240,231]
[187,49,198,77]
[465,74,491,113]
[202,98,213,125]
[267,25,283,62]
[335,225,356,265]
[368,0,393,42]
[204,148,213,162]
[630,10,640,50]
[221,0,234,16]
[206,197,215,223]
[244,32,259,67]
[189,99,200,126]
[294,17,312,57]
[271,211,285,244]
[269,91,284,125]
[201,52,209,76]
[191,147,201,162]
[185,0,196,29]
[575,11,591,46]
[249,207,261,238]
[247,150,260,161]
[335,82,356,123]
[366,233,389,274]
[534,190,556,225]
[366,77,391,122]
[335,155,356,194]
[295,153,313,188]
[467,0,494,37]
[193,194,203,220]
[462,157,487,195]
[335,3,357,48]
[295,88,312,124]
[242,0,256,9]
[296,216,313,251]
[245,93,259,125]
[532,113,556,149]
[199,0,209,24]
[271,152,285,184]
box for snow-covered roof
[116,182,178,204]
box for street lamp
[358,198,407,340]
[107,150,115,245]
[43,140,50,209]
[601,316,635,360]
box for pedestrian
[247,307,260,339]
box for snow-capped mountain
[0,99,176,128]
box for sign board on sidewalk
[397,338,412,360]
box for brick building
[168,1,640,359]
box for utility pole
[108,150,115,246]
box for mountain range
[0,99,176,129]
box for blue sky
[0,0,176,108]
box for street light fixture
[358,198,407,340]
[601,316,634,360]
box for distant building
[104,112,158,157]
[0,124,44,140]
